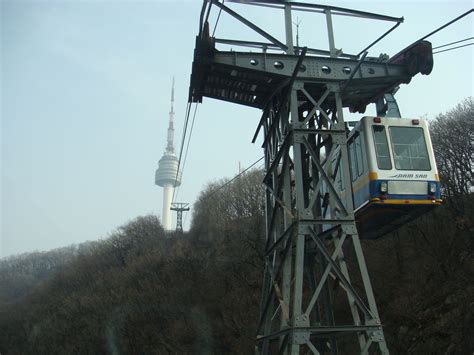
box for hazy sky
[1,0,473,257]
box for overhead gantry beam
[189,36,433,113]
[189,1,432,113]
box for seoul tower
[155,78,181,231]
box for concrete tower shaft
[161,184,173,231]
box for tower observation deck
[155,78,182,231]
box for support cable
[183,159,264,228]
[433,42,474,54]
[174,103,198,202]
[417,9,473,42]
[204,156,264,200]
[391,9,473,61]
[172,102,192,203]
[432,36,473,50]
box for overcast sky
[1,0,473,257]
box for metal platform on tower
[189,3,432,113]
[188,1,434,353]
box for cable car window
[362,132,368,173]
[355,135,364,176]
[389,127,431,170]
[372,126,392,170]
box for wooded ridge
[1,99,472,354]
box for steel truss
[188,1,434,353]
[171,203,190,232]
[255,62,389,355]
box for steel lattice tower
[171,203,190,232]
[189,1,433,353]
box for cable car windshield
[389,127,431,170]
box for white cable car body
[332,116,442,239]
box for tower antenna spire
[166,77,175,153]
[171,76,175,112]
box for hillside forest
[0,98,473,354]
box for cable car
[335,116,442,239]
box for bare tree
[430,97,473,211]
[191,168,265,244]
